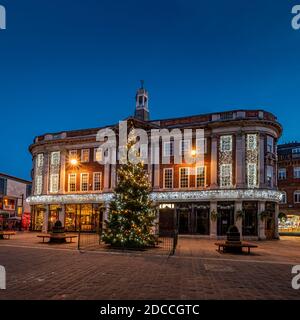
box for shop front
[31,204,104,232]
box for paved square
[0,233,300,300]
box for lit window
[80,173,89,192]
[163,141,174,157]
[247,134,257,151]
[50,174,59,193]
[196,138,207,154]
[93,172,102,191]
[163,168,173,189]
[278,168,287,180]
[180,140,191,155]
[68,174,76,192]
[220,164,232,187]
[280,192,287,204]
[35,175,43,195]
[69,150,78,158]
[220,135,232,152]
[81,149,90,163]
[247,163,257,188]
[36,154,44,168]
[294,191,300,203]
[94,148,103,162]
[267,166,273,187]
[294,167,300,179]
[196,166,205,188]
[51,151,60,166]
[267,136,274,153]
[179,167,189,188]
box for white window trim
[196,138,207,154]
[278,168,287,180]
[220,135,232,152]
[36,154,44,168]
[163,141,174,157]
[294,191,300,204]
[35,175,43,195]
[94,148,103,162]
[180,139,191,156]
[220,164,232,188]
[247,134,258,151]
[179,167,190,189]
[280,191,287,204]
[93,172,102,191]
[294,167,300,179]
[50,151,61,166]
[247,163,258,188]
[80,173,89,192]
[163,168,173,189]
[49,174,59,194]
[196,166,206,188]
[68,173,77,192]
[81,149,90,163]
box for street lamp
[70,158,78,166]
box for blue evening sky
[0,0,300,180]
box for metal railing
[78,229,179,256]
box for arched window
[280,191,287,204]
[294,191,300,204]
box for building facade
[27,86,283,239]
[278,142,300,233]
[0,173,32,230]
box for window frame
[81,149,90,163]
[68,173,77,192]
[35,175,43,195]
[278,168,287,180]
[196,138,207,155]
[93,172,102,191]
[179,167,190,189]
[49,173,59,193]
[294,191,300,204]
[220,135,232,152]
[94,148,103,162]
[294,167,300,179]
[220,164,232,188]
[163,141,174,157]
[163,168,173,189]
[50,151,60,166]
[196,166,206,188]
[80,173,89,192]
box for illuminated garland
[27,189,283,205]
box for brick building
[27,85,283,239]
[278,142,300,233]
[0,173,32,230]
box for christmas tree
[102,156,156,249]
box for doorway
[217,202,234,236]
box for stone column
[110,164,116,189]
[236,133,246,188]
[259,134,265,188]
[274,202,280,239]
[59,151,66,194]
[103,164,110,191]
[234,201,243,237]
[258,201,266,240]
[42,205,49,233]
[210,201,217,238]
[210,135,218,188]
[59,205,65,227]
[153,165,160,190]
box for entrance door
[195,207,210,235]
[217,203,234,236]
[178,210,190,234]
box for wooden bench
[37,234,78,243]
[0,231,16,240]
[215,241,258,255]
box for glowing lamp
[191,149,197,157]
[70,159,78,166]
